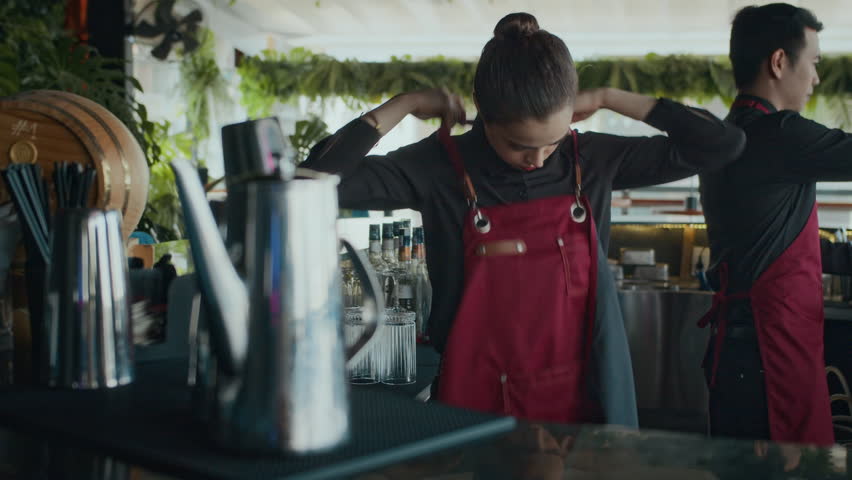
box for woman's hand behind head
[571,89,607,123]
[408,87,468,128]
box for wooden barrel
[0,90,149,240]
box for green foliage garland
[238,49,852,117]
[238,49,475,117]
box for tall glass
[380,308,416,385]
[344,307,376,384]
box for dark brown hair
[474,13,578,125]
[730,3,823,89]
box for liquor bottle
[381,223,398,305]
[340,253,362,307]
[391,221,403,252]
[412,227,426,265]
[367,224,385,270]
[395,228,416,312]
[412,227,432,342]
[382,223,397,267]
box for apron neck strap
[731,98,772,114]
[438,125,478,207]
[570,129,582,199]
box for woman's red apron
[436,126,599,424]
[699,202,834,445]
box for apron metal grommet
[570,201,587,223]
[473,209,491,234]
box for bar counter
[1,415,847,480]
[0,354,847,480]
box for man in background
[699,3,852,445]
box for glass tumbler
[343,307,377,384]
[380,308,416,385]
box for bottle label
[370,241,382,254]
[398,284,414,299]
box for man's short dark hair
[730,3,823,89]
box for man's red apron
[699,201,834,445]
[436,126,599,424]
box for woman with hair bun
[303,12,745,426]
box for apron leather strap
[571,130,582,199]
[438,125,478,207]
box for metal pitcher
[171,159,384,454]
[42,209,134,389]
[220,117,297,276]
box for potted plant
[289,114,331,162]
[178,27,227,187]
[0,0,182,241]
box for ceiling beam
[399,0,442,36]
[211,0,324,36]
[337,1,379,32]
[455,0,488,26]
[269,1,326,35]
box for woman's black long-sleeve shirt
[302,99,746,353]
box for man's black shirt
[701,94,852,294]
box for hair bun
[493,12,540,40]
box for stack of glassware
[341,220,432,385]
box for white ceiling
[199,0,852,60]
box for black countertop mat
[0,359,515,480]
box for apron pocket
[501,365,584,423]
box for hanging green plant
[178,27,228,168]
[237,49,475,117]
[135,119,192,242]
[238,48,852,117]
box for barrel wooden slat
[0,109,93,206]
[3,92,125,213]
[39,91,149,240]
[0,90,149,240]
